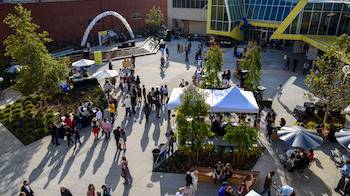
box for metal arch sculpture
[81,11,135,47]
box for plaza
[0,1,349,196]
[0,38,347,195]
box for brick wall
[0,0,167,51]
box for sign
[94,51,103,65]
[98,30,108,46]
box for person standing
[160,86,164,105]
[113,127,121,150]
[48,122,59,146]
[284,54,289,70]
[91,118,100,139]
[87,184,95,196]
[124,94,131,117]
[137,85,142,104]
[163,85,169,103]
[108,102,116,124]
[101,185,111,196]
[185,48,189,62]
[131,91,137,114]
[60,185,73,196]
[20,180,34,196]
[165,46,169,61]
[95,108,103,125]
[101,119,111,139]
[66,126,74,147]
[121,156,133,185]
[260,171,275,196]
[73,125,81,149]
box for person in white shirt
[124,94,131,117]
[95,108,103,124]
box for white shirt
[96,110,103,120]
[124,97,131,108]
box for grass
[0,80,105,145]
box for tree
[224,123,258,166]
[305,34,350,124]
[145,6,165,33]
[176,85,213,163]
[240,42,262,90]
[202,45,223,88]
[3,4,68,98]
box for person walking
[142,85,147,102]
[87,184,95,196]
[143,102,151,121]
[60,185,73,196]
[165,46,169,61]
[113,126,121,150]
[137,85,142,104]
[20,180,34,196]
[66,126,74,147]
[131,92,137,114]
[260,171,275,196]
[284,54,289,70]
[292,59,298,72]
[121,156,133,185]
[163,85,169,103]
[120,128,127,150]
[124,94,131,117]
[185,49,189,62]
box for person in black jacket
[113,127,121,150]
[60,186,73,196]
[20,180,34,196]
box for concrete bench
[197,167,260,185]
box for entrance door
[261,30,268,44]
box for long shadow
[277,98,294,115]
[0,142,41,196]
[79,139,98,178]
[28,145,57,182]
[160,67,166,79]
[105,150,122,191]
[58,127,91,183]
[153,118,161,146]
[141,118,152,152]
[93,138,109,174]
[122,184,132,196]
[43,146,69,188]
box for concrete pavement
[0,39,343,195]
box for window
[131,12,142,20]
[173,0,207,9]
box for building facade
[167,0,208,35]
[207,0,350,51]
[0,0,167,50]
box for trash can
[152,148,160,163]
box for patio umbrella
[72,59,95,67]
[92,69,118,79]
[335,129,350,150]
[277,126,323,149]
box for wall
[167,0,206,32]
[0,0,167,50]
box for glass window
[211,6,217,20]
[218,6,224,20]
[323,3,333,11]
[211,21,216,30]
[300,11,311,34]
[328,13,340,35]
[258,6,267,20]
[313,3,323,11]
[270,6,278,20]
[276,7,284,21]
[309,11,321,34]
[318,12,329,35]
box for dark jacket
[21,185,34,196]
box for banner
[94,51,103,65]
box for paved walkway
[0,39,343,195]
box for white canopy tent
[92,69,118,79]
[72,59,95,67]
[167,87,259,113]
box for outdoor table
[286,148,303,158]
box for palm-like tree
[224,123,258,166]
[202,45,223,88]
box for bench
[197,167,260,185]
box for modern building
[167,0,208,34]
[206,0,350,52]
[0,0,167,50]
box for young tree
[224,123,258,166]
[305,34,350,124]
[202,45,223,88]
[240,42,262,90]
[176,85,213,163]
[3,4,68,98]
[145,6,165,33]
